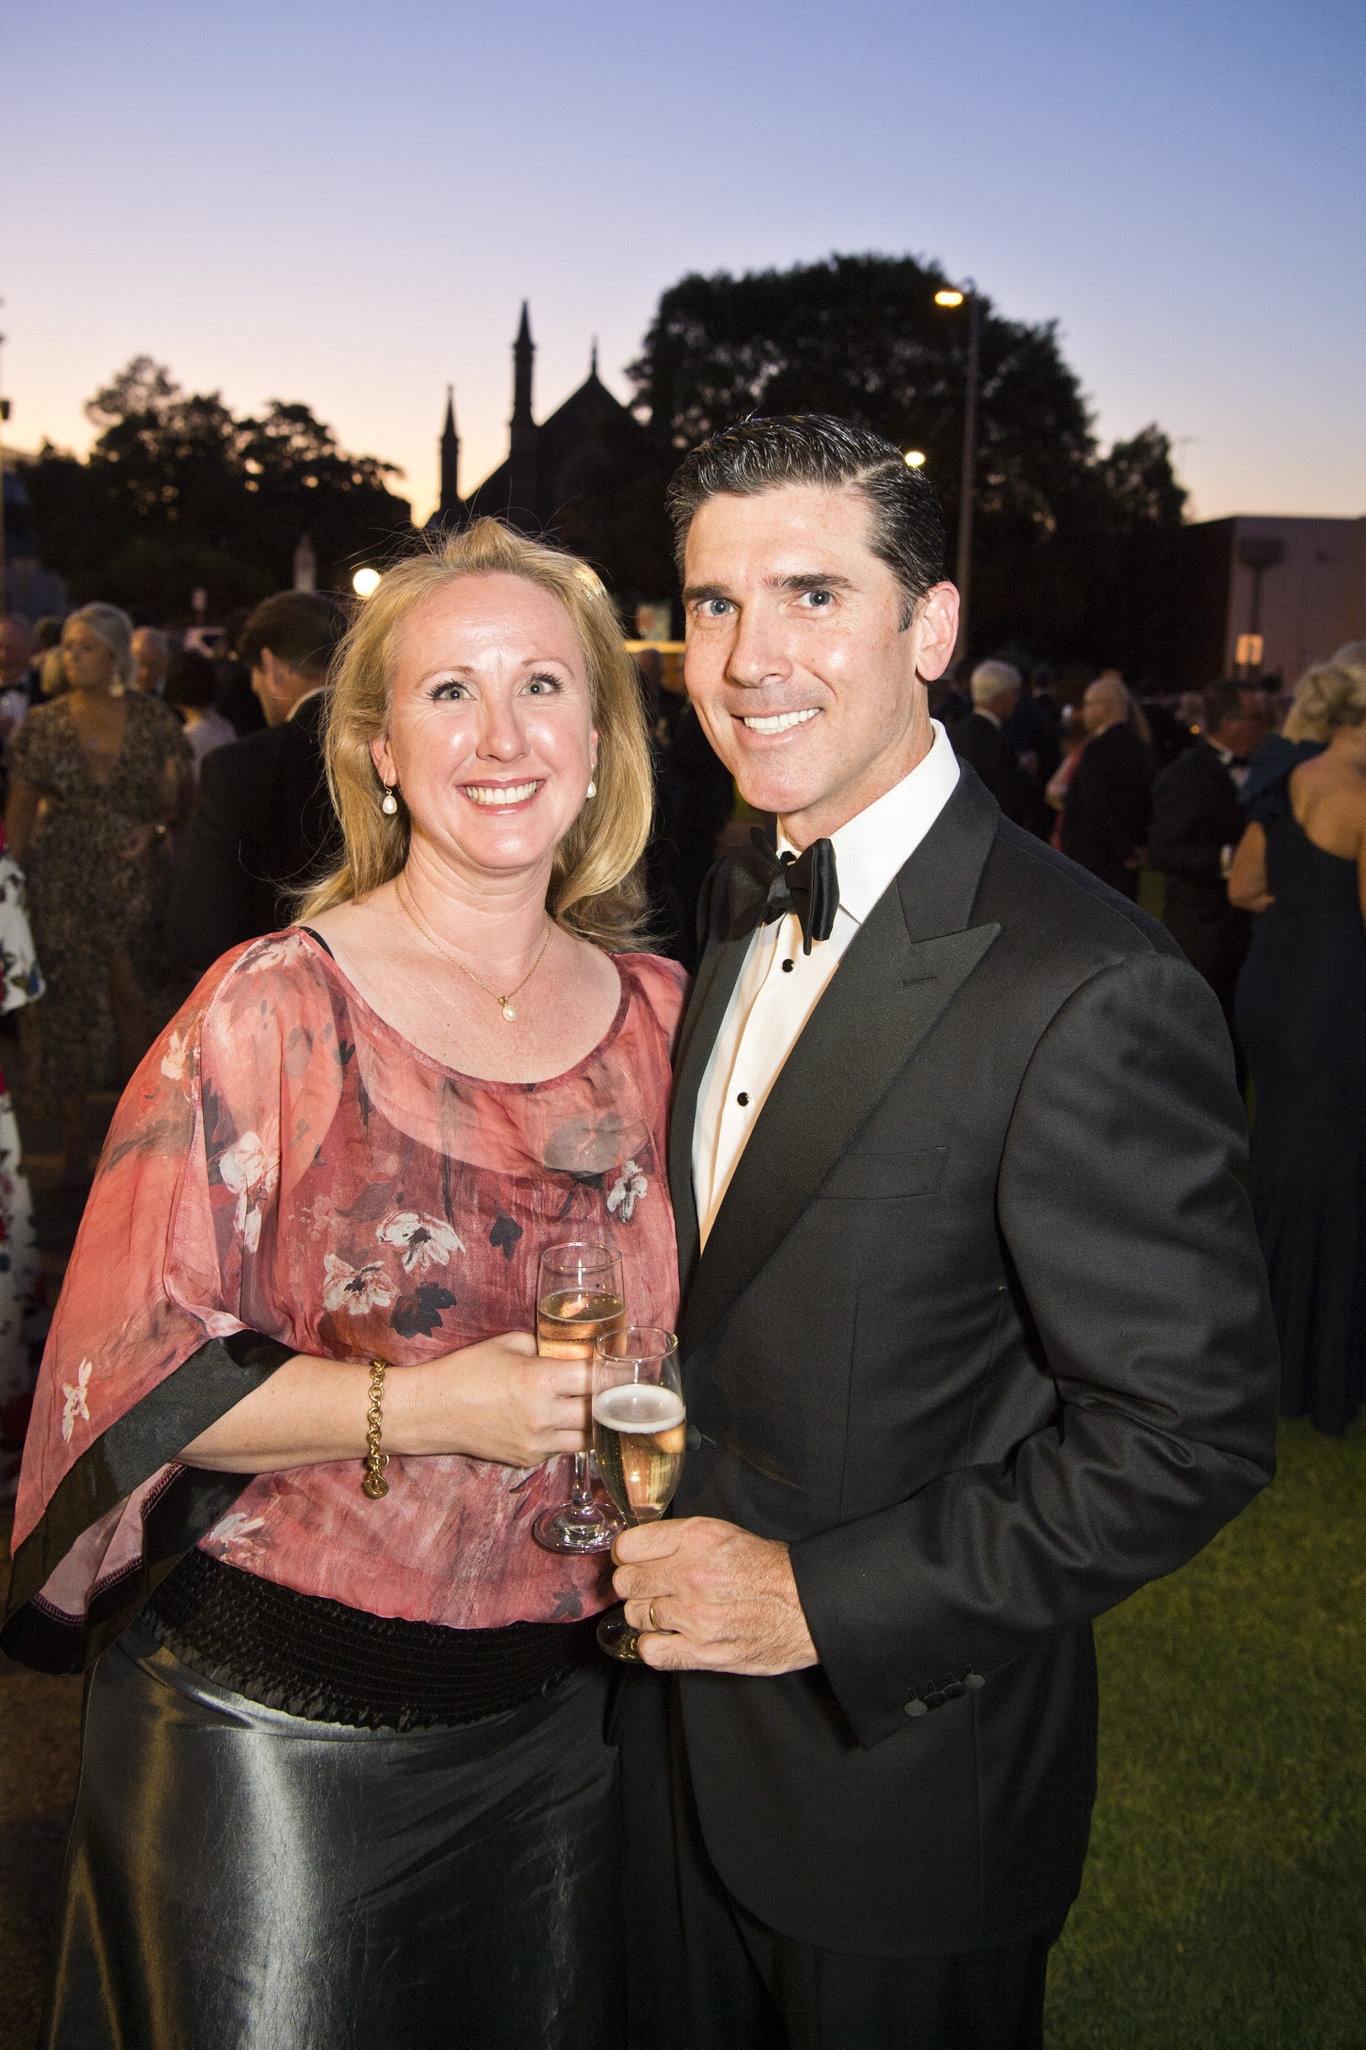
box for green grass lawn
[1045,1417,1366,2048]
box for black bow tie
[720,829,839,954]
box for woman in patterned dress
[5,602,192,1179]
[0,827,46,1498]
[4,524,685,2050]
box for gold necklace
[396,881,553,1022]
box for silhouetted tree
[21,358,411,620]
[612,255,1187,672]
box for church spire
[508,302,538,527]
[512,302,535,426]
[438,385,460,518]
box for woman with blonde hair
[1230,647,1366,1436]
[5,521,686,2049]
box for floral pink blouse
[12,929,686,1645]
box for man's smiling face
[682,482,958,848]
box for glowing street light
[904,450,927,469]
[352,567,381,600]
[934,279,981,669]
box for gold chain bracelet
[361,1357,391,1499]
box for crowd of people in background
[0,586,1362,1507]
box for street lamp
[934,281,981,670]
[904,449,927,469]
[352,567,381,600]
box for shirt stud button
[736,1092,750,1107]
[781,958,795,972]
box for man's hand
[612,1516,818,1675]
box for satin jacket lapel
[678,767,1003,1356]
[668,933,750,1292]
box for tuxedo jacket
[1148,740,1253,1008]
[1058,720,1152,897]
[666,767,1277,1956]
[167,692,341,971]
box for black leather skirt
[43,1618,625,2050]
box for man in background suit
[613,417,1277,2049]
[1148,677,1267,1076]
[1058,674,1153,896]
[167,591,346,971]
[949,659,1029,824]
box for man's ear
[256,648,285,704]
[910,583,961,683]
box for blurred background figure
[1059,673,1153,896]
[131,626,171,697]
[167,591,346,972]
[0,617,39,810]
[1002,663,1062,836]
[5,602,192,1183]
[0,820,46,1502]
[163,647,236,783]
[1148,678,1268,1083]
[1045,704,1087,849]
[655,692,734,972]
[212,606,267,735]
[0,821,47,1501]
[1229,649,1366,1437]
[950,659,1029,822]
[0,616,38,738]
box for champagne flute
[532,1241,627,1555]
[591,1327,684,1661]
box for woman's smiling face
[373,571,598,886]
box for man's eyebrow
[682,571,857,605]
[770,571,855,593]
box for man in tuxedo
[1058,674,1153,896]
[613,416,1278,2049]
[167,591,346,971]
[1148,678,1266,1075]
[949,660,1029,824]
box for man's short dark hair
[666,414,946,627]
[239,592,348,680]
[1201,678,1246,735]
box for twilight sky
[5,0,1363,529]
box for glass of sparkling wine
[591,1327,684,1661]
[532,1242,627,1556]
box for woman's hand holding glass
[395,1330,593,1468]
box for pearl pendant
[502,1002,517,1022]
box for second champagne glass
[591,1326,684,1660]
[531,1241,626,1555]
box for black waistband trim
[143,1548,599,1731]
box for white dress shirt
[693,721,961,1247]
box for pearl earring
[381,784,399,816]
[586,778,597,799]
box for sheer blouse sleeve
[2,931,346,1670]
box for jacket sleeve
[167,746,254,970]
[789,950,1279,1748]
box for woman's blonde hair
[299,520,655,947]
[1285,649,1366,740]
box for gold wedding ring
[647,1599,660,1633]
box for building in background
[1176,515,1366,687]
[437,304,642,537]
